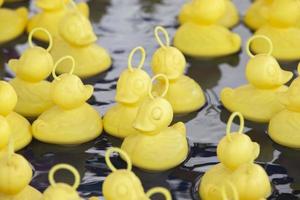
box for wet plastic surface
[0,0,300,199]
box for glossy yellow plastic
[0,116,11,150]
[0,2,27,43]
[32,56,103,145]
[0,81,32,150]
[151,26,205,113]
[50,5,111,77]
[179,0,239,28]
[121,74,188,171]
[221,35,293,122]
[104,47,151,138]
[250,0,300,60]
[42,164,81,200]
[103,147,172,200]
[27,0,89,42]
[9,28,54,117]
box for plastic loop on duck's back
[246,35,273,58]
[146,187,172,200]
[128,46,146,72]
[52,56,75,80]
[149,74,169,99]
[226,112,244,141]
[105,147,132,172]
[49,164,80,190]
[221,181,239,200]
[154,26,170,48]
[28,27,53,52]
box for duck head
[115,47,151,104]
[42,164,81,200]
[0,116,11,150]
[51,56,93,109]
[151,26,186,80]
[59,8,97,46]
[217,112,260,170]
[246,35,292,89]
[36,0,69,10]
[0,81,17,116]
[133,74,173,134]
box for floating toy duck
[174,0,241,57]
[8,28,54,117]
[27,0,89,42]
[221,35,293,123]
[179,0,239,28]
[268,64,300,148]
[121,74,189,171]
[250,0,300,60]
[200,112,271,200]
[32,56,103,145]
[104,47,151,138]
[50,3,111,77]
[0,81,32,151]
[41,164,81,200]
[151,26,205,113]
[0,141,42,200]
[0,1,28,43]
[103,147,172,200]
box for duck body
[174,22,241,57]
[0,186,42,200]
[10,78,53,117]
[0,7,28,43]
[221,84,288,123]
[121,122,188,171]
[32,103,102,145]
[153,75,205,113]
[27,2,89,42]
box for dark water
[1,0,300,199]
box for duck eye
[134,79,145,90]
[151,107,162,120]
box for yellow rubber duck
[179,0,239,28]
[121,74,189,171]
[0,81,32,151]
[0,141,42,200]
[0,116,11,150]
[174,0,241,57]
[200,112,271,200]
[50,3,111,78]
[32,56,103,145]
[103,47,151,138]
[41,164,81,200]
[221,35,293,123]
[268,64,300,148]
[0,0,28,43]
[27,0,89,42]
[250,0,300,60]
[152,26,205,113]
[8,28,54,117]
[102,147,172,200]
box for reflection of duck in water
[102,147,172,200]
[104,47,151,138]
[221,35,293,123]
[121,74,189,171]
[27,0,89,42]
[151,26,205,114]
[8,28,54,117]
[32,56,103,145]
[50,3,111,77]
[0,0,27,43]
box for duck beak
[85,85,94,100]
[279,69,293,85]
[8,59,19,73]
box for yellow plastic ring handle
[49,164,80,190]
[226,112,244,141]
[221,181,239,200]
[154,26,170,48]
[148,74,169,99]
[128,46,146,72]
[105,147,132,172]
[52,56,75,80]
[246,35,273,58]
[28,27,53,52]
[146,187,172,200]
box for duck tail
[77,2,90,17]
[172,122,186,136]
